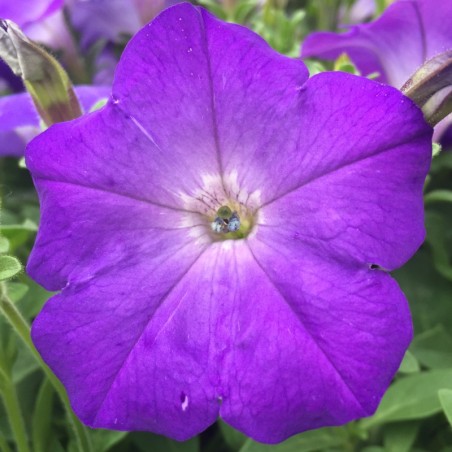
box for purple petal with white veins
[0,86,110,157]
[27,4,432,443]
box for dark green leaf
[219,420,247,450]
[131,432,199,452]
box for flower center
[179,171,261,242]
[210,204,253,240]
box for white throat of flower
[179,170,262,243]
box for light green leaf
[89,98,108,113]
[432,142,442,157]
[383,421,420,452]
[0,256,21,281]
[438,389,452,426]
[360,370,452,429]
[398,350,420,374]
[239,427,345,452]
[5,283,28,303]
[0,237,9,254]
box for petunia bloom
[0,86,110,157]
[67,0,181,49]
[301,0,452,144]
[27,4,432,444]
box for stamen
[211,205,241,234]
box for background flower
[301,0,452,145]
[0,86,109,157]
[26,3,431,444]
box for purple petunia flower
[67,0,181,49]
[0,86,110,157]
[26,4,432,444]
[301,0,452,144]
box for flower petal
[113,4,309,203]
[32,238,411,442]
[255,72,431,270]
[231,238,412,442]
[31,242,216,440]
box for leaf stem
[424,190,452,204]
[0,433,12,452]
[0,282,93,452]
[0,371,30,452]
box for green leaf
[333,53,359,75]
[398,350,420,374]
[303,59,327,76]
[438,389,452,426]
[239,427,346,452]
[432,142,442,157]
[394,248,452,333]
[88,98,108,113]
[91,430,128,452]
[12,342,40,384]
[410,325,452,369]
[219,420,247,450]
[0,220,38,250]
[0,237,9,254]
[5,283,29,303]
[0,256,22,281]
[32,379,55,452]
[383,421,420,452]
[360,370,452,429]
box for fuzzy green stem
[0,283,92,452]
[0,370,30,452]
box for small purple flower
[26,4,431,443]
[301,0,452,143]
[67,0,180,49]
[0,86,110,157]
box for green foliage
[0,256,22,281]
[360,370,452,428]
